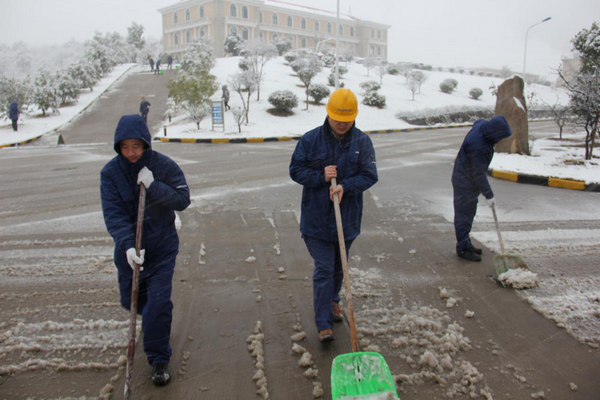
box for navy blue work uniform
[9,100,19,131]
[451,116,512,253]
[290,118,378,332]
[100,115,190,366]
[139,100,151,123]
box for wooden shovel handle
[331,178,359,353]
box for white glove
[486,197,496,207]
[126,248,145,271]
[137,167,154,188]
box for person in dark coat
[167,55,173,70]
[148,55,155,72]
[290,89,378,343]
[100,115,190,386]
[9,100,19,131]
[451,116,512,262]
[154,59,161,75]
[139,97,151,123]
[221,85,230,111]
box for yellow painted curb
[246,138,264,143]
[212,138,229,143]
[548,177,585,190]
[492,170,519,182]
[277,136,293,141]
[180,138,197,143]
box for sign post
[212,100,225,132]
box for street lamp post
[523,17,551,85]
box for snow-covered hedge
[308,84,330,104]
[396,105,493,125]
[268,90,298,113]
[469,87,483,100]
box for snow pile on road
[498,268,539,289]
[247,320,270,399]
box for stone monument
[494,76,529,155]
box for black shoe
[457,249,481,262]
[152,363,171,386]
[471,246,483,255]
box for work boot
[318,329,334,343]
[151,363,171,386]
[332,302,343,322]
[457,249,481,262]
[471,246,483,255]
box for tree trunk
[246,92,251,124]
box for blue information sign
[212,101,223,124]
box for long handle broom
[125,184,146,399]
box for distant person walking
[221,85,230,111]
[167,55,173,70]
[140,97,151,124]
[451,116,512,262]
[154,59,161,75]
[148,56,155,73]
[9,100,19,131]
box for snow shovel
[329,178,399,399]
[491,203,529,286]
[124,184,146,400]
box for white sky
[1,0,598,78]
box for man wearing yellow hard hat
[289,89,378,343]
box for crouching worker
[100,115,190,386]
[451,116,512,262]
[290,89,378,343]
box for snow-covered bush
[33,69,59,116]
[238,58,250,71]
[0,76,32,120]
[440,79,457,94]
[224,35,243,56]
[268,90,298,113]
[360,80,385,108]
[231,105,246,133]
[396,105,493,125]
[273,38,292,56]
[469,87,483,100]
[387,64,400,75]
[308,84,330,104]
[55,70,80,105]
[359,80,381,94]
[183,101,211,129]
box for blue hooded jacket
[9,100,19,120]
[290,119,378,242]
[100,115,190,274]
[451,116,512,199]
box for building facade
[158,0,389,60]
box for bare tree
[541,96,571,139]
[407,74,419,101]
[398,63,413,84]
[183,101,211,130]
[229,70,258,123]
[292,55,323,110]
[363,57,378,77]
[231,106,245,133]
[237,40,277,101]
[411,70,428,94]
[375,60,387,85]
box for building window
[370,44,374,56]
[315,21,320,32]
[242,5,248,19]
[259,11,263,23]
[378,46,381,55]
[327,22,332,34]
[287,16,293,27]
[301,37,307,48]
[371,29,374,38]
[273,33,278,40]
[338,24,343,35]
[350,27,354,37]
[287,34,293,43]
[242,27,249,40]
[199,5,204,18]
[230,4,237,17]
[186,30,192,42]
[378,29,381,39]
[230,26,238,36]
[185,9,190,21]
[173,12,178,24]
[200,27,205,37]
[301,18,306,30]
[174,32,179,45]
[272,13,278,25]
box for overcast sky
[2,0,597,78]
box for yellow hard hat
[326,89,358,122]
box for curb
[488,169,600,192]
[154,123,475,144]
[0,65,137,150]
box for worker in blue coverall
[451,116,512,262]
[100,114,190,386]
[290,89,378,343]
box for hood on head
[481,116,512,144]
[113,114,152,154]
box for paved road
[0,70,599,400]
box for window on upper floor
[378,29,381,39]
[186,30,192,42]
[173,12,178,24]
[174,32,179,45]
[370,44,374,56]
[272,13,278,25]
[230,26,238,36]
[242,27,249,40]
[287,16,293,27]
[301,18,306,30]
[350,27,354,37]
[371,28,375,38]
[200,27,205,37]
[315,21,320,32]
[259,11,263,23]
[199,6,204,18]
[338,24,343,35]
[230,4,237,17]
[301,37,307,48]
[327,22,332,33]
[242,5,248,19]
[185,9,190,21]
